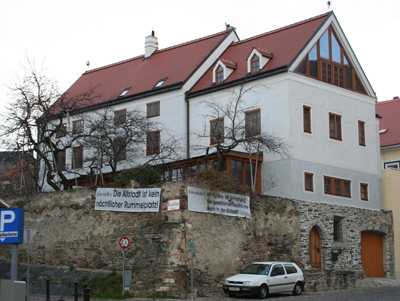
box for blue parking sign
[0,208,24,244]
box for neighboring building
[376,97,400,280]
[0,151,36,197]
[43,11,393,280]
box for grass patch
[197,291,207,297]
[83,272,133,299]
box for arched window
[216,65,224,83]
[251,54,260,73]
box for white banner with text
[95,188,160,212]
[188,187,250,218]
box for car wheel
[257,284,269,299]
[292,282,303,296]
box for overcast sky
[1,0,399,117]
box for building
[376,97,400,280]
[0,151,36,197]
[43,11,393,281]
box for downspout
[185,91,190,159]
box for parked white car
[222,262,305,298]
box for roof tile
[376,98,400,147]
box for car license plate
[229,287,240,291]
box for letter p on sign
[0,210,15,231]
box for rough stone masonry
[0,182,394,298]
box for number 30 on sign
[119,237,130,249]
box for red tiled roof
[49,29,234,115]
[376,98,400,147]
[191,12,330,92]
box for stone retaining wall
[0,182,394,297]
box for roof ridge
[377,98,400,105]
[83,29,232,75]
[234,12,330,45]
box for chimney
[145,30,158,59]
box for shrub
[115,164,160,187]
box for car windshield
[241,264,271,275]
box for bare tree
[193,84,289,192]
[1,58,99,191]
[77,107,184,185]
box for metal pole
[191,248,193,299]
[27,229,31,301]
[11,244,18,280]
[46,279,50,301]
[122,248,125,295]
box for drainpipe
[185,92,190,159]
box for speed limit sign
[119,237,130,249]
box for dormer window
[119,88,130,97]
[251,54,260,73]
[216,66,224,84]
[247,48,272,74]
[154,78,166,88]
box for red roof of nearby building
[49,29,234,115]
[376,98,400,147]
[191,12,330,92]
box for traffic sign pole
[122,248,125,295]
[119,237,130,295]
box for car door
[283,264,300,291]
[268,264,290,293]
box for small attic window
[251,54,260,73]
[119,88,130,97]
[154,78,166,88]
[379,129,387,134]
[216,66,224,84]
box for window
[384,162,399,170]
[358,121,365,146]
[305,173,313,191]
[185,165,197,181]
[295,26,366,94]
[329,113,341,140]
[216,65,224,84]
[210,118,224,144]
[333,216,343,241]
[245,109,261,137]
[72,120,84,134]
[284,264,298,274]
[324,176,351,197]
[147,131,160,155]
[171,168,183,181]
[270,264,285,276]
[231,159,243,183]
[114,109,126,126]
[251,54,260,73]
[147,101,160,118]
[360,183,368,201]
[114,137,126,161]
[303,106,311,133]
[154,78,166,88]
[119,88,130,97]
[72,146,83,169]
[56,123,67,138]
[230,159,256,188]
[56,149,66,171]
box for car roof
[251,262,298,265]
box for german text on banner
[95,188,160,212]
[188,186,250,218]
